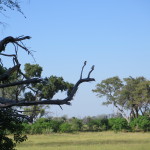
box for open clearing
[17,132,150,150]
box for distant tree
[93,76,150,122]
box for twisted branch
[0,36,31,52]
[0,36,95,109]
[0,62,95,108]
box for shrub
[59,122,72,133]
[109,118,129,132]
[130,116,150,132]
[70,118,82,131]
[99,118,109,130]
[48,119,63,132]
[87,119,100,131]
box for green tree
[93,76,150,122]
[22,63,75,122]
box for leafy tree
[22,63,74,122]
[93,76,150,122]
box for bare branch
[0,35,95,109]
[0,78,43,88]
[88,65,95,78]
[0,53,16,57]
[0,36,31,52]
[0,76,95,108]
[80,61,87,79]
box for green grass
[17,132,150,150]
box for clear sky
[1,0,150,118]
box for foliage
[0,0,23,15]
[21,115,150,134]
[93,76,150,121]
[23,63,74,122]
[108,118,129,132]
[130,115,150,132]
[23,118,63,134]
[99,118,109,130]
[59,122,72,133]
[69,117,83,131]
[87,118,101,131]
[0,108,27,150]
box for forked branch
[0,61,95,108]
[0,36,31,52]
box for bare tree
[0,36,95,110]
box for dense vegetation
[22,115,150,134]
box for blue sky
[1,0,150,118]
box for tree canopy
[93,76,150,122]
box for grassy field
[17,132,150,150]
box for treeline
[22,115,150,134]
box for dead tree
[0,36,95,117]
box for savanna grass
[17,132,150,150]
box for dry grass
[17,132,150,150]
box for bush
[109,118,129,132]
[59,122,72,133]
[22,123,32,134]
[24,118,63,134]
[99,118,109,131]
[48,119,63,132]
[70,118,82,131]
[87,119,101,131]
[130,116,150,132]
